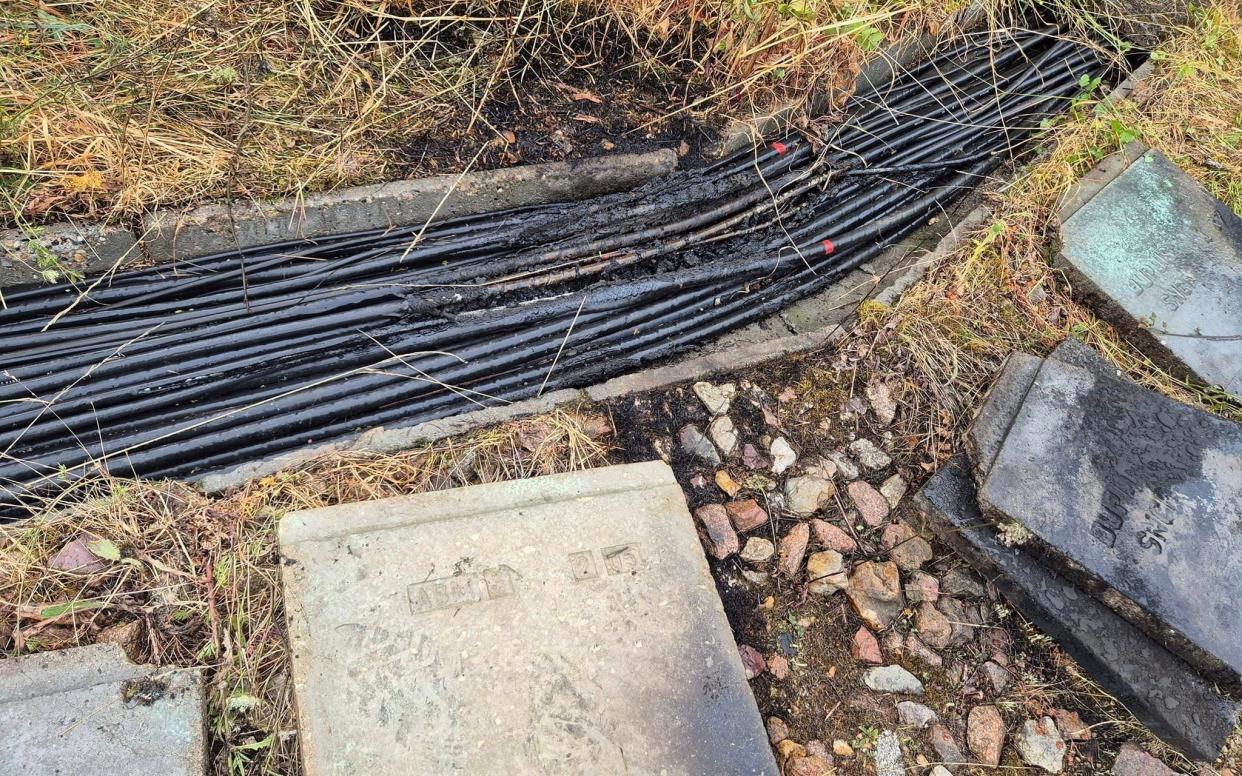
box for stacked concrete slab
[1057,149,1242,395]
[917,339,1242,760]
[278,461,777,775]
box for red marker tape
[822,238,835,255]
[771,141,788,155]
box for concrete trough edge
[0,149,678,287]
[138,150,678,263]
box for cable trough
[0,30,1110,516]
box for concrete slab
[917,457,1240,761]
[966,339,1117,480]
[976,356,1242,689]
[278,461,777,776]
[0,643,206,775]
[1058,149,1242,394]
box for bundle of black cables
[0,28,1112,516]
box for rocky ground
[605,365,1228,776]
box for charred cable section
[0,29,1109,515]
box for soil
[395,49,732,181]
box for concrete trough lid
[278,460,778,775]
[0,643,206,775]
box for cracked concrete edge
[0,150,678,288]
[197,199,987,495]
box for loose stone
[848,438,892,470]
[916,602,953,650]
[804,740,831,761]
[738,644,766,679]
[852,626,883,664]
[679,424,721,465]
[891,537,933,572]
[1112,744,1178,776]
[727,498,769,532]
[864,665,924,695]
[1016,717,1065,774]
[979,660,1009,694]
[905,571,940,604]
[788,755,834,776]
[967,705,1006,767]
[1051,709,1090,742]
[866,380,898,425]
[833,740,855,757]
[880,473,908,507]
[874,730,906,776]
[937,597,978,646]
[904,635,944,668]
[778,740,807,764]
[715,469,742,497]
[741,569,769,585]
[708,415,739,457]
[807,550,847,595]
[740,537,776,565]
[805,456,838,480]
[767,716,790,744]
[742,443,769,470]
[784,476,836,516]
[695,504,738,559]
[770,437,797,474]
[881,521,915,549]
[848,480,890,526]
[941,568,986,599]
[846,561,905,630]
[826,449,861,479]
[897,701,938,729]
[927,723,967,769]
[768,654,791,681]
[693,381,736,416]
[779,523,811,577]
[810,519,858,553]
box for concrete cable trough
[0,30,1113,516]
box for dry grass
[847,0,1242,471]
[0,0,975,227]
[0,408,614,776]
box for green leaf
[40,599,104,619]
[87,538,121,561]
[854,26,884,52]
[1110,119,1139,145]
